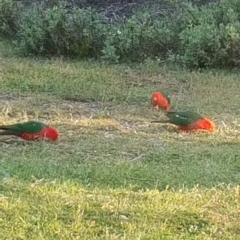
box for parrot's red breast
[19,126,59,141]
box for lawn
[0,40,240,239]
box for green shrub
[0,0,22,38]
[70,7,106,58]
[103,12,155,62]
[179,23,226,68]
[220,1,240,66]
[101,11,180,63]
[101,37,120,64]
[3,0,240,68]
[178,0,240,68]
[17,2,106,57]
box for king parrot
[151,110,215,132]
[0,120,59,141]
[151,91,171,111]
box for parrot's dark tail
[0,129,15,135]
[0,125,10,130]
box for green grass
[1,39,240,239]
[1,179,240,239]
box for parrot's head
[151,91,170,111]
[44,126,59,141]
[203,118,216,131]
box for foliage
[0,0,22,37]
[101,11,180,63]
[178,0,240,68]
[2,0,240,68]
[17,2,106,57]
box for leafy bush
[2,0,240,68]
[179,23,226,68]
[220,3,240,66]
[17,2,106,57]
[0,0,22,37]
[178,0,240,68]
[101,11,180,63]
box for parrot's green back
[0,121,46,134]
[161,90,171,104]
[166,111,202,126]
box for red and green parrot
[151,91,171,111]
[0,120,58,141]
[152,110,216,132]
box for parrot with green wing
[151,110,215,132]
[0,120,58,141]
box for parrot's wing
[0,121,46,134]
[166,111,202,126]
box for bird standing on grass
[0,120,58,141]
[151,91,171,111]
[151,110,215,132]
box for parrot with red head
[0,120,58,141]
[151,91,171,111]
[152,110,215,132]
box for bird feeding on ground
[151,110,216,132]
[151,91,171,111]
[0,120,59,141]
